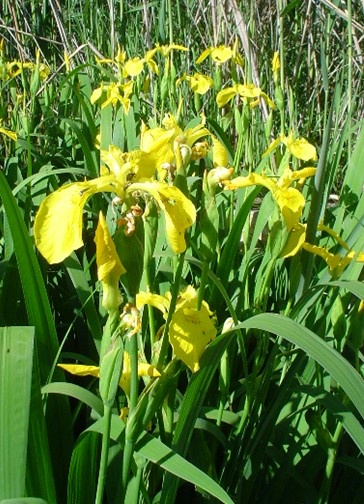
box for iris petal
[34,176,119,264]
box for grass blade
[0,327,34,500]
[239,314,364,420]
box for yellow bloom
[301,223,364,276]
[144,48,159,74]
[136,285,216,372]
[212,136,229,168]
[5,60,34,78]
[59,352,160,397]
[264,133,317,161]
[91,81,134,112]
[272,51,280,73]
[224,167,316,231]
[94,212,126,311]
[130,181,196,254]
[34,163,196,263]
[123,56,145,77]
[189,73,213,94]
[34,175,121,264]
[140,113,210,176]
[217,83,276,109]
[34,115,212,264]
[0,125,17,141]
[155,43,189,57]
[303,243,364,276]
[178,73,214,95]
[196,44,236,65]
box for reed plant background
[1,1,364,503]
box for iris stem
[197,260,209,311]
[157,252,185,370]
[95,404,112,504]
[122,320,139,495]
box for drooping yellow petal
[90,85,104,104]
[95,212,125,311]
[34,176,119,264]
[58,364,101,378]
[216,86,239,107]
[284,135,317,161]
[130,181,196,254]
[189,73,213,94]
[274,186,305,230]
[224,169,312,230]
[196,47,213,64]
[260,91,276,109]
[263,137,282,157]
[210,45,233,63]
[236,83,261,98]
[303,243,364,276]
[317,221,350,250]
[123,57,145,77]
[280,223,306,257]
[156,43,188,57]
[265,133,317,161]
[136,291,169,315]
[212,136,228,167]
[0,127,17,141]
[223,172,276,193]
[169,304,216,373]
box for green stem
[197,260,209,311]
[278,0,285,135]
[122,328,139,494]
[297,104,333,296]
[318,422,343,503]
[95,404,112,504]
[157,252,185,370]
[347,0,352,160]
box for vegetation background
[1,1,364,503]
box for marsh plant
[1,1,364,503]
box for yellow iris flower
[216,83,276,109]
[224,167,316,231]
[177,73,214,95]
[302,242,364,276]
[34,117,204,264]
[123,56,145,77]
[196,40,243,66]
[136,285,217,373]
[140,113,210,175]
[59,351,160,398]
[263,132,317,162]
[154,43,188,57]
[91,81,134,112]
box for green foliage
[1,1,364,503]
